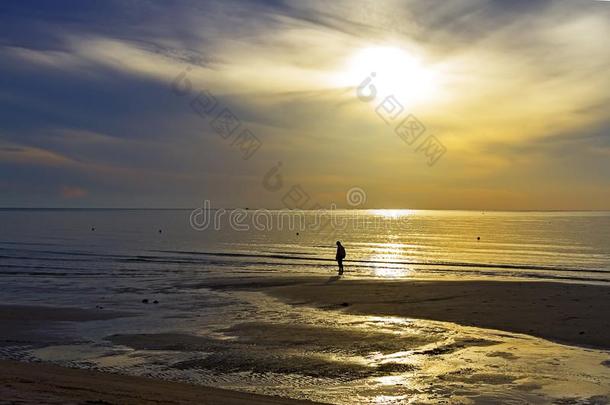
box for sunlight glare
[371,209,413,219]
[337,46,440,107]
[368,243,411,278]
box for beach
[268,278,610,350]
[3,0,610,402]
[2,277,610,404]
[1,209,610,403]
[0,360,321,405]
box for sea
[1,209,609,404]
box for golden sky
[1,0,609,209]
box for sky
[0,0,609,210]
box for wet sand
[269,279,610,349]
[0,305,316,404]
[0,305,132,322]
[0,360,323,404]
[0,304,134,347]
[2,279,610,404]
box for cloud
[60,185,87,199]
[0,142,74,167]
[0,0,609,209]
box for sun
[335,45,440,107]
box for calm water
[2,209,610,284]
[1,209,610,404]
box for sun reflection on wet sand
[13,289,610,405]
[373,394,410,404]
[375,375,410,387]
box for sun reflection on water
[370,209,414,219]
[368,242,412,278]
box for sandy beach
[269,278,610,350]
[1,278,610,403]
[0,303,316,404]
[0,360,322,404]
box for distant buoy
[91,227,95,231]
[158,229,162,233]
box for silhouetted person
[336,241,346,275]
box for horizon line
[1,207,609,213]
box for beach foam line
[3,244,607,275]
[154,249,610,274]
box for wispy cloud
[0,0,609,208]
[60,185,87,199]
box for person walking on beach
[336,241,346,275]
